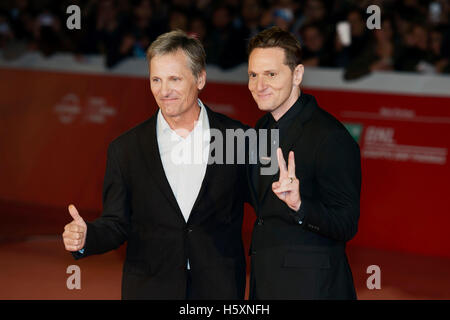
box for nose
[160,80,171,97]
[256,76,267,92]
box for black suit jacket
[248,93,361,299]
[73,106,248,300]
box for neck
[271,88,301,121]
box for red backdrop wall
[1,68,449,258]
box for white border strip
[1,52,450,97]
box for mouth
[256,93,272,100]
[160,98,179,102]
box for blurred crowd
[0,0,449,78]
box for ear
[293,64,304,86]
[197,70,206,90]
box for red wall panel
[1,68,449,258]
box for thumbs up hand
[62,204,87,252]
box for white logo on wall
[54,94,81,124]
[86,97,116,123]
[362,126,447,165]
[54,94,116,124]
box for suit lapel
[279,94,317,154]
[187,106,222,224]
[137,113,186,224]
[252,115,275,205]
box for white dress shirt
[156,99,210,223]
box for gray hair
[146,30,206,79]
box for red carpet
[1,235,449,300]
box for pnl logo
[343,123,363,144]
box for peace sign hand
[272,148,301,211]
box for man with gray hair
[62,30,249,299]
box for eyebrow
[248,69,277,74]
[150,74,183,78]
[248,70,278,74]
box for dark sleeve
[300,130,361,242]
[72,142,130,260]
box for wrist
[291,200,301,212]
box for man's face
[248,47,303,118]
[150,50,205,120]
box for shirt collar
[270,92,304,130]
[196,98,209,131]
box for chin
[160,107,179,118]
[256,101,275,112]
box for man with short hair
[62,30,248,299]
[246,26,361,299]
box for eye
[248,72,256,78]
[269,72,276,77]
[152,78,160,83]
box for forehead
[248,47,287,70]
[149,50,191,75]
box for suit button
[257,218,264,226]
[186,228,193,233]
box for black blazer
[73,106,248,300]
[248,93,361,299]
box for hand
[272,148,301,211]
[62,204,87,252]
